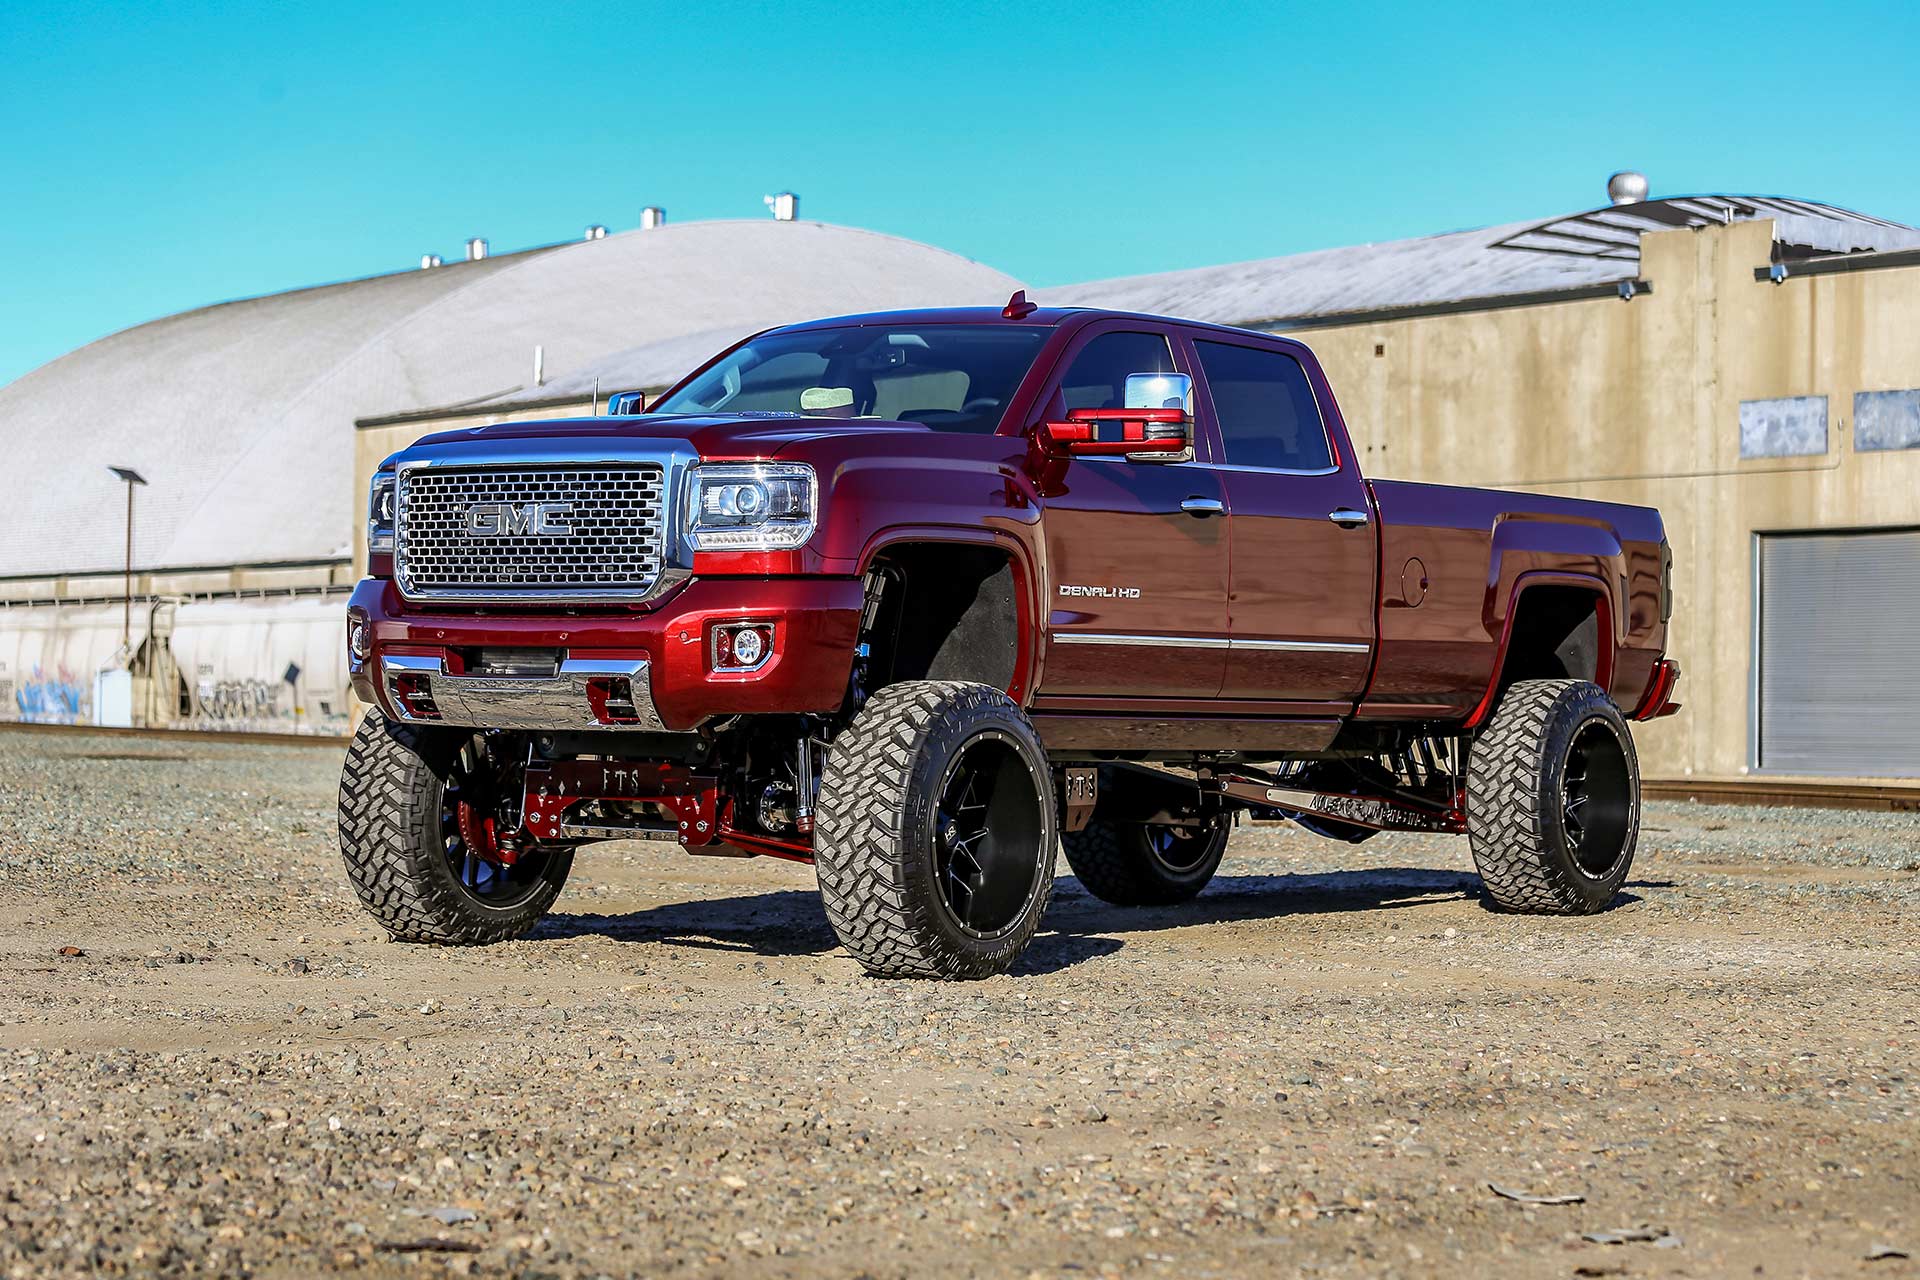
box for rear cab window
[1194,340,1335,472]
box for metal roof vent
[640,206,666,230]
[420,254,443,270]
[584,224,607,241]
[1607,171,1649,206]
[764,191,798,221]
[465,237,490,261]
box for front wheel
[1061,817,1229,906]
[337,711,572,943]
[1467,678,1639,914]
[813,681,1055,979]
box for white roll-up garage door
[1756,528,1920,777]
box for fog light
[347,617,370,663]
[711,622,774,672]
[732,627,766,667]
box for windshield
[652,324,1048,433]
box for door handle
[1328,507,1370,528]
[1180,496,1225,517]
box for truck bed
[1360,478,1669,721]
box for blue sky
[2,0,1916,386]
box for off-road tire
[1061,818,1229,906]
[337,711,572,943]
[1467,678,1639,914]
[814,681,1055,979]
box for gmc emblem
[464,501,573,537]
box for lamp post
[108,466,147,650]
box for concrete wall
[1291,220,1920,780]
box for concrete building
[15,187,1920,786]
[1037,195,1920,782]
[0,218,1020,729]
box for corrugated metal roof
[1036,196,1920,328]
[0,221,1021,578]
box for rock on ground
[0,728,1915,1278]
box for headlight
[368,473,396,556]
[685,463,816,551]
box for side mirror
[1037,372,1194,462]
[606,390,646,415]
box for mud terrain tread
[814,681,1053,979]
[1467,678,1632,915]
[337,711,563,944]
[1060,819,1225,907]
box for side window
[1195,341,1334,471]
[1058,331,1176,411]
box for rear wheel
[1467,678,1639,914]
[814,681,1055,979]
[338,712,572,943]
[1061,817,1229,906]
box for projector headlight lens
[686,463,816,551]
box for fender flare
[1461,571,1616,729]
[853,525,1043,704]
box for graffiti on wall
[15,665,88,724]
[196,676,282,721]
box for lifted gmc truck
[340,295,1679,979]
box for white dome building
[0,218,1022,728]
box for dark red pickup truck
[341,297,1679,979]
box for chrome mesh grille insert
[395,465,666,600]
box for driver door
[1032,324,1229,699]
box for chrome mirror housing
[1125,372,1192,412]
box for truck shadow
[536,865,1655,975]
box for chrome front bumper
[382,654,665,732]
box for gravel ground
[0,727,1915,1279]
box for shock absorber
[794,733,817,835]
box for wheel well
[1497,586,1605,691]
[862,544,1020,692]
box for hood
[401,412,940,462]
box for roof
[0,220,1021,578]
[463,195,1920,421]
[1036,196,1920,328]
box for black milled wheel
[1467,678,1639,914]
[1061,817,1229,906]
[337,711,572,943]
[813,681,1055,979]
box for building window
[1739,395,1827,459]
[1854,389,1920,453]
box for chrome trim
[1179,496,1226,517]
[391,439,699,606]
[1328,507,1371,527]
[1052,632,1370,654]
[1053,632,1230,649]
[1230,637,1372,653]
[382,654,666,732]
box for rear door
[1187,334,1377,706]
[1034,322,1229,699]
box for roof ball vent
[1607,171,1649,206]
[419,254,443,270]
[465,237,489,261]
[584,224,607,241]
[764,191,798,221]
[640,206,666,230]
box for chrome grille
[395,464,667,601]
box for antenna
[593,378,600,415]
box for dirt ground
[0,727,1915,1279]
